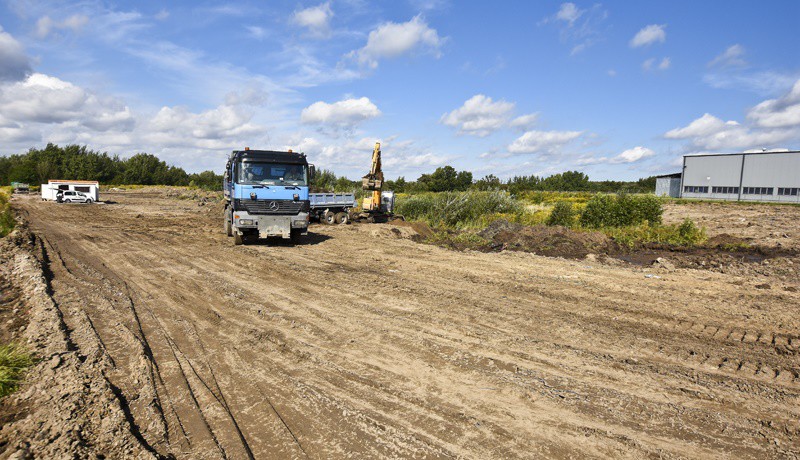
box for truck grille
[234,199,309,215]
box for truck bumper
[234,211,309,239]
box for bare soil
[1,190,799,459]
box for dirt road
[3,191,800,458]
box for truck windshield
[238,162,307,186]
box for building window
[743,187,774,195]
[74,186,91,192]
[778,188,799,196]
[712,186,739,194]
[684,185,708,193]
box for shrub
[0,188,14,237]
[546,201,576,227]
[605,219,707,248]
[0,344,35,397]
[580,193,662,228]
[395,190,523,229]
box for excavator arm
[361,142,384,211]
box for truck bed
[309,193,357,209]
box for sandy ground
[1,190,799,459]
[663,201,800,250]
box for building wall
[655,177,681,197]
[681,152,800,203]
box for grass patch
[604,219,707,248]
[395,190,524,229]
[0,187,15,237]
[546,201,576,227]
[425,230,490,251]
[517,190,594,206]
[0,343,35,398]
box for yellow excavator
[356,142,401,223]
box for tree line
[315,167,656,194]
[1,144,657,194]
[0,144,222,190]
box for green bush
[0,344,35,397]
[395,190,523,229]
[546,201,576,227]
[0,188,14,237]
[580,193,662,228]
[605,219,707,248]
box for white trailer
[41,180,100,202]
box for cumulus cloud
[664,86,800,151]
[747,79,800,128]
[577,146,656,165]
[350,16,443,69]
[0,26,32,82]
[509,113,540,131]
[300,97,381,127]
[35,14,89,38]
[292,2,333,36]
[145,104,261,146]
[0,73,134,131]
[630,24,666,48]
[507,130,583,154]
[708,44,747,69]
[440,95,515,137]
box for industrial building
[657,151,800,202]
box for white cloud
[664,99,799,151]
[292,2,333,36]
[665,113,734,139]
[440,95,515,136]
[300,97,381,127]
[0,26,32,82]
[541,3,607,55]
[630,24,666,48]
[0,73,134,131]
[617,146,655,162]
[509,113,540,131]
[508,130,583,154]
[643,57,670,72]
[350,16,443,69]
[155,9,169,21]
[35,14,89,38]
[145,104,261,144]
[246,26,267,40]
[556,3,584,25]
[746,79,800,128]
[576,146,656,165]
[702,70,800,96]
[708,44,747,69]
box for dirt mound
[704,233,753,248]
[482,220,616,259]
[388,219,434,239]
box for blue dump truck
[223,148,315,245]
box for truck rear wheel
[234,232,243,245]
[335,212,347,224]
[323,210,335,225]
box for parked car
[60,190,93,204]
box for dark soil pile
[479,220,617,259]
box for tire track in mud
[17,193,800,459]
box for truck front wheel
[224,212,232,237]
[234,231,243,245]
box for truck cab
[223,149,314,245]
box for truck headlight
[239,219,255,226]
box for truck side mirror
[309,165,316,181]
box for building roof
[47,180,99,184]
[684,150,800,158]
[655,172,682,179]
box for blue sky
[1,1,799,181]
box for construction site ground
[1,189,799,459]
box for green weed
[0,344,35,398]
